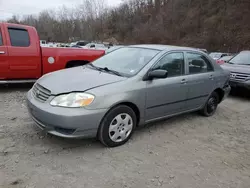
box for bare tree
[5,0,250,51]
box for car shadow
[0,83,33,92]
[230,87,250,100]
[22,87,248,150]
[33,112,199,151]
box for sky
[0,0,122,20]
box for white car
[209,52,230,60]
[83,43,108,50]
[70,41,90,47]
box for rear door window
[186,53,214,74]
[8,28,30,47]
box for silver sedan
[26,45,231,147]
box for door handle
[181,79,187,84]
[0,51,5,54]
[209,75,214,80]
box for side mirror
[147,69,168,80]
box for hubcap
[207,97,217,114]
[109,113,133,143]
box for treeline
[5,0,250,52]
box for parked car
[26,45,230,147]
[221,51,250,89]
[0,23,105,84]
[71,45,83,48]
[83,43,108,50]
[216,55,234,65]
[209,52,230,60]
[70,40,90,47]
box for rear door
[184,52,215,110]
[0,25,9,79]
[6,26,41,79]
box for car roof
[128,44,201,52]
[240,50,250,53]
[210,52,228,54]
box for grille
[230,72,250,82]
[32,83,51,102]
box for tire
[200,92,219,117]
[98,105,137,147]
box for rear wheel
[98,105,136,147]
[200,92,219,117]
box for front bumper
[229,80,250,90]
[26,90,108,138]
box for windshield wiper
[87,64,123,77]
[227,61,234,64]
[99,67,123,77]
[87,63,100,70]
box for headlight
[50,93,95,108]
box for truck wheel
[200,92,219,117]
[98,105,136,147]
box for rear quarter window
[8,28,30,47]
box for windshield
[229,52,250,65]
[91,47,160,77]
[85,43,95,47]
[96,44,104,47]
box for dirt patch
[0,85,250,188]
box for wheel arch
[65,60,90,68]
[105,101,141,126]
[213,88,225,103]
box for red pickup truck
[0,23,105,83]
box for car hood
[220,63,250,74]
[37,66,127,95]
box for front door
[0,27,9,79]
[184,52,216,110]
[6,27,41,79]
[145,52,189,121]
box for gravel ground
[0,85,250,188]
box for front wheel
[200,92,219,117]
[98,105,137,147]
